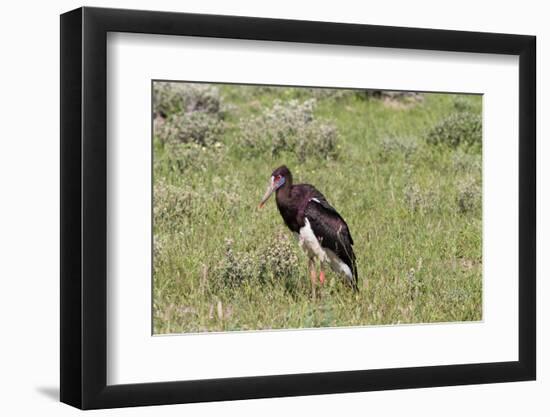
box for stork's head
[258,165,292,209]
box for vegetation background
[152,81,482,334]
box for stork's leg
[308,258,317,299]
[316,262,326,300]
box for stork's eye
[274,175,285,189]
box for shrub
[403,183,439,212]
[153,173,241,236]
[379,136,418,159]
[451,150,482,173]
[357,90,425,104]
[426,112,482,149]
[308,88,354,100]
[258,231,300,281]
[152,235,165,273]
[215,239,258,289]
[237,99,339,161]
[155,112,224,147]
[153,82,223,117]
[213,232,301,291]
[456,177,481,213]
[452,96,477,113]
[153,181,197,228]
[157,141,225,175]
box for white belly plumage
[296,218,353,281]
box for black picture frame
[60,6,536,410]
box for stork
[259,165,358,296]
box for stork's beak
[258,178,276,209]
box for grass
[153,83,482,334]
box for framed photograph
[60,6,536,410]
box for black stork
[259,165,358,296]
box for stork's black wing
[304,197,358,290]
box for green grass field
[152,82,482,334]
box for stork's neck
[275,181,302,232]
